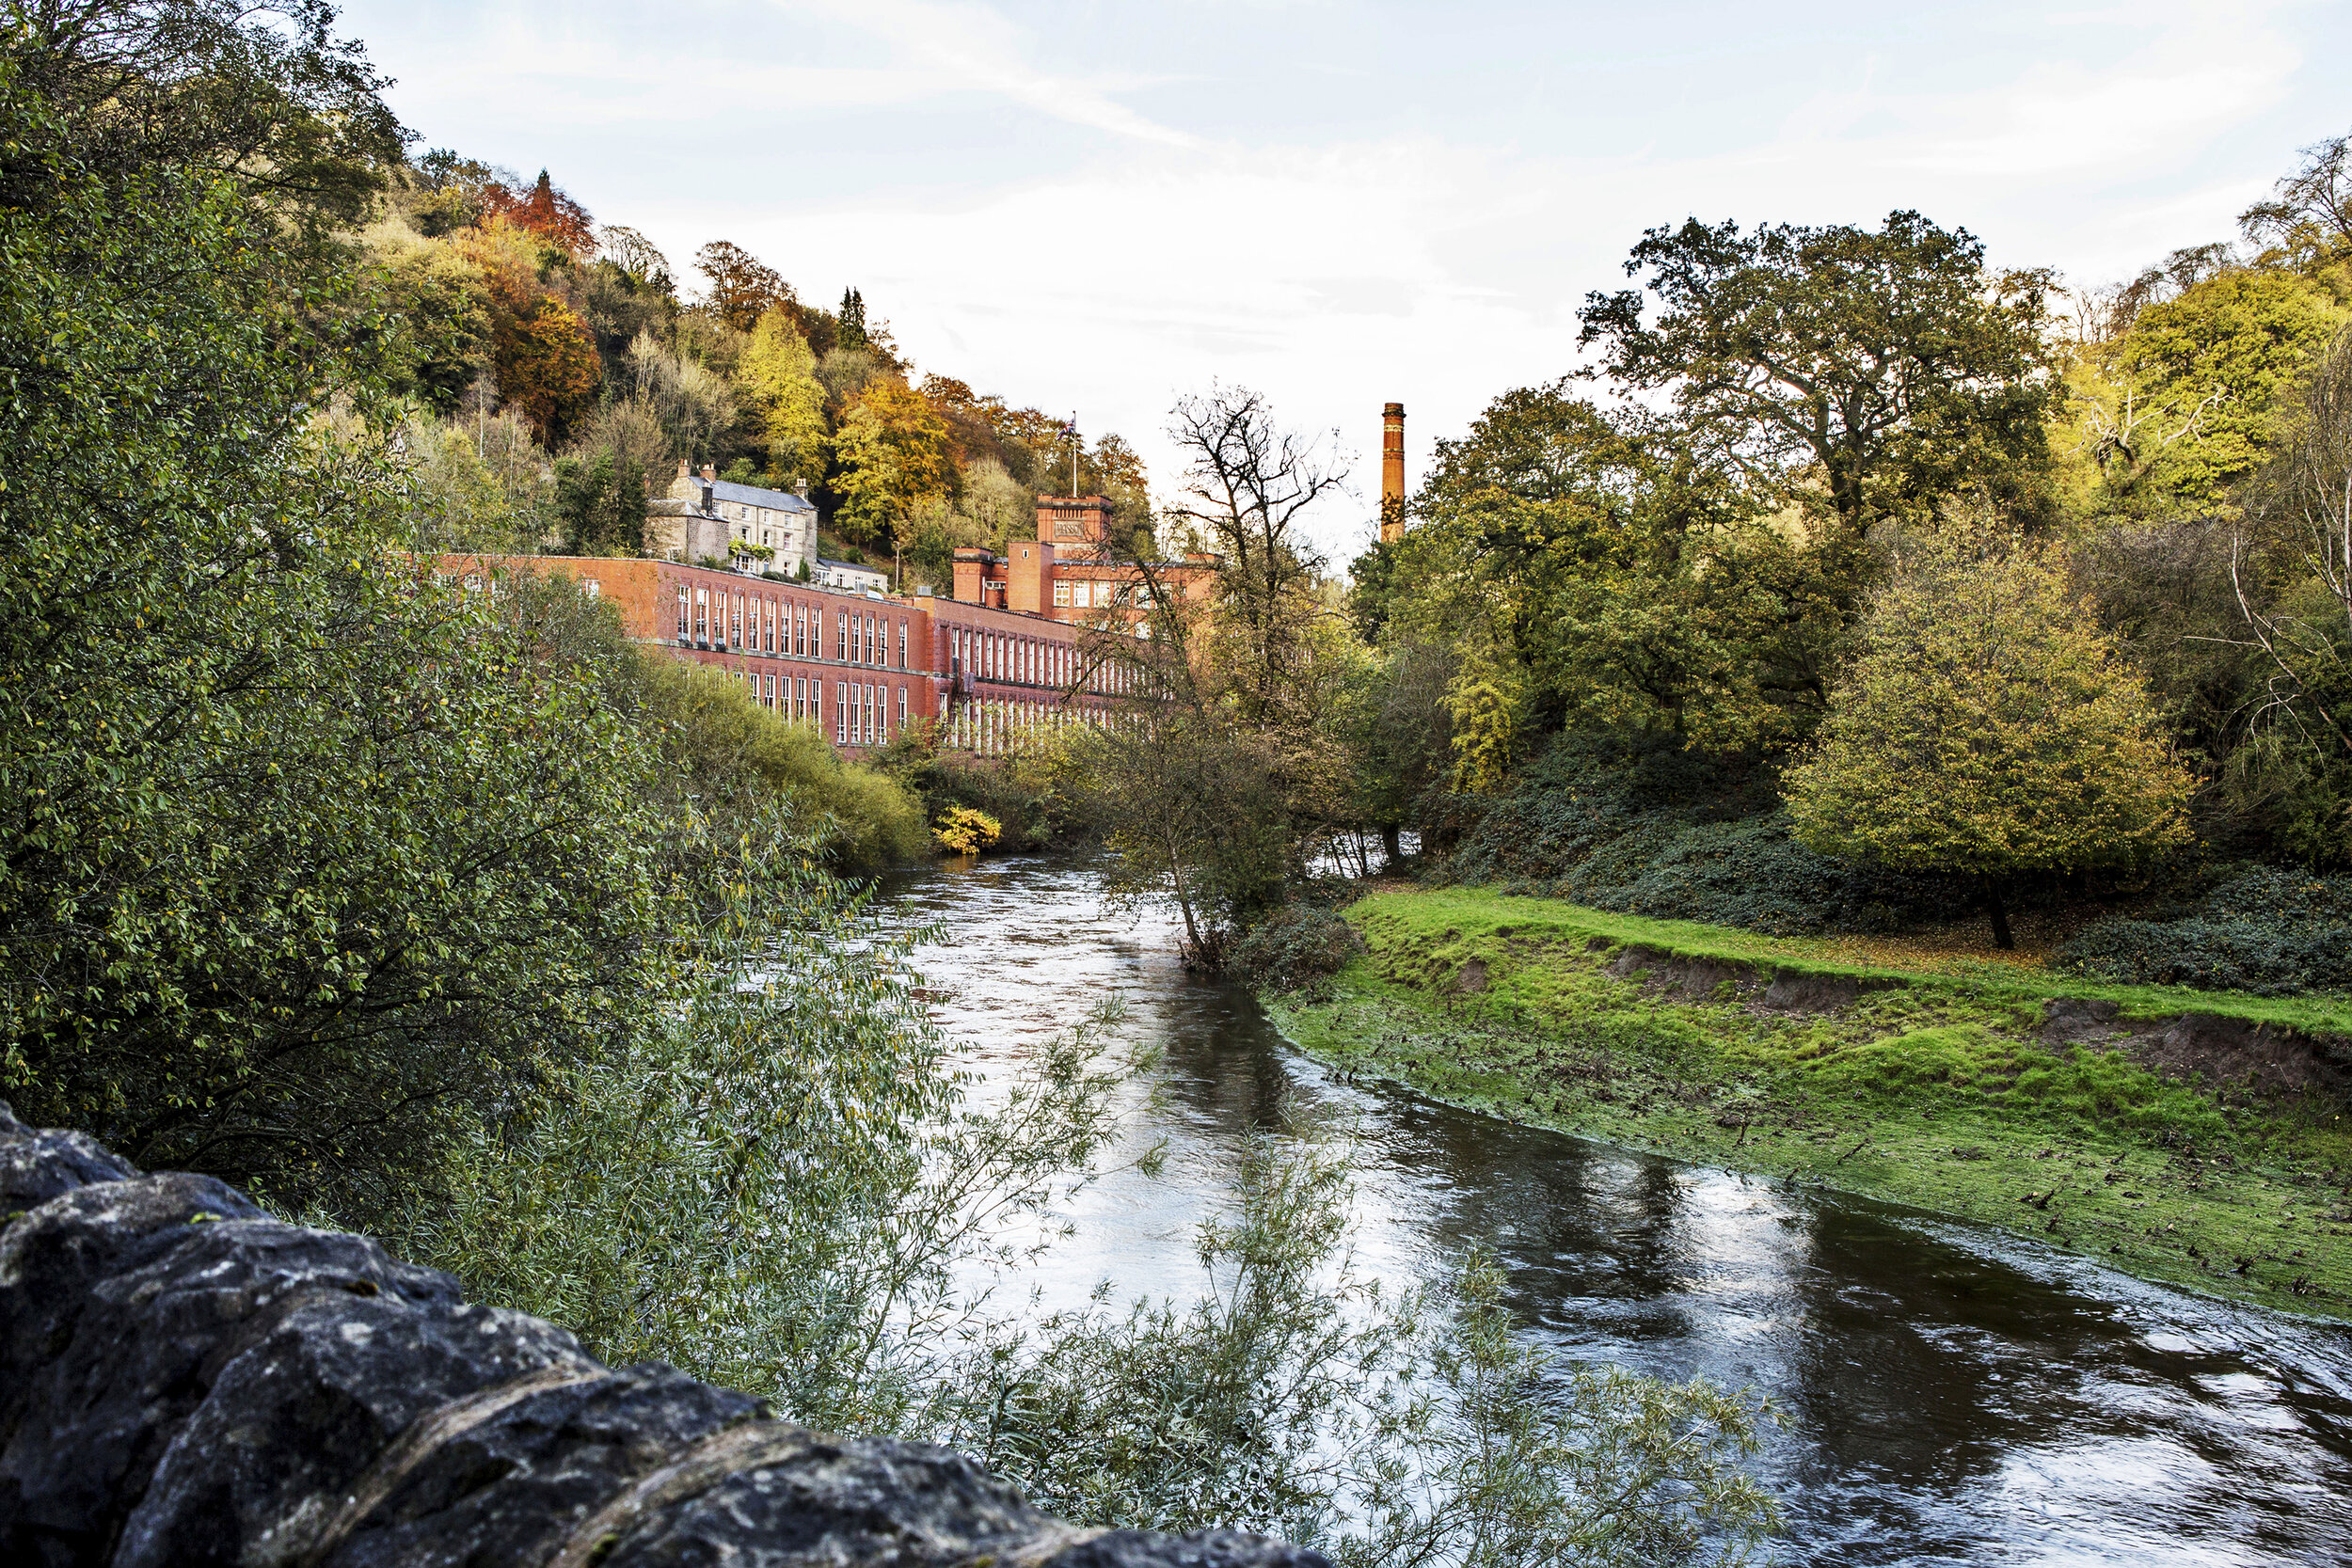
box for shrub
[629,655,930,867]
[1229,904,1367,996]
[933,804,1001,855]
[1437,736,1961,935]
[2055,867,2352,995]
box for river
[886,854,2352,1566]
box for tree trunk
[1983,875,2015,951]
[1381,822,1402,868]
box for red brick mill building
[442,494,1216,755]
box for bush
[933,804,1001,855]
[880,727,1085,854]
[1228,904,1367,996]
[1437,736,1962,935]
[628,655,930,867]
[2055,867,2352,995]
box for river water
[886,855,2352,1566]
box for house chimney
[1380,403,1406,544]
[700,463,717,484]
[676,457,691,481]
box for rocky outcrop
[0,1105,1327,1568]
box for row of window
[1052,579,1149,610]
[946,623,1131,694]
[947,697,1116,756]
[678,584,911,669]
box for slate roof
[709,479,815,513]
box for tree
[840,285,868,350]
[485,168,595,256]
[1579,212,2057,535]
[1391,383,1862,762]
[596,225,673,292]
[1164,385,1347,733]
[2233,325,2352,863]
[1784,515,2195,946]
[832,381,961,555]
[740,307,830,483]
[2064,268,2344,514]
[696,239,791,332]
[554,449,648,555]
[485,276,601,446]
[2241,129,2352,273]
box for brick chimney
[700,463,717,484]
[1379,403,1406,544]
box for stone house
[663,461,818,577]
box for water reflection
[882,855,2352,1565]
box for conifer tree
[839,286,868,350]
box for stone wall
[0,1105,1327,1568]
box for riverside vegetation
[1260,890,2352,1320]
[0,6,1780,1564]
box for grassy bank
[1264,888,2352,1320]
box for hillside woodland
[358,155,1151,581]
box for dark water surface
[887,856,2352,1566]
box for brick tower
[1379,403,1406,543]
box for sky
[342,0,2352,562]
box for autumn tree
[484,268,600,447]
[740,308,830,484]
[1579,212,2058,535]
[831,381,960,557]
[1784,515,2195,947]
[486,169,595,256]
[696,240,791,332]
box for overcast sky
[342,0,2351,560]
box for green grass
[1265,887,2352,1320]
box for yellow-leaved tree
[1784,515,2195,948]
[831,380,960,559]
[739,307,829,485]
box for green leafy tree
[553,448,647,555]
[1785,516,2195,946]
[2107,269,2342,505]
[2233,325,2352,863]
[1391,384,1863,762]
[839,285,868,350]
[1579,212,2058,535]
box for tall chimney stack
[1380,402,1406,544]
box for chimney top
[1384,402,1405,418]
[793,478,809,499]
[700,463,717,483]
[676,457,691,479]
